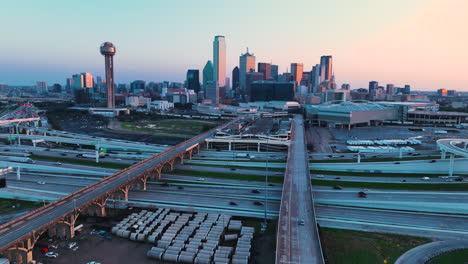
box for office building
[369,81,378,94]
[271,64,279,81]
[245,71,264,101]
[202,60,214,95]
[186,69,200,93]
[130,80,146,94]
[448,90,457,96]
[258,62,272,80]
[310,64,320,92]
[403,84,411,95]
[319,55,333,82]
[51,83,62,93]
[205,81,219,105]
[239,48,256,91]
[100,42,116,108]
[65,78,73,93]
[81,72,94,88]
[341,84,351,90]
[290,63,303,84]
[437,89,448,97]
[232,66,240,90]
[386,84,395,94]
[213,35,226,87]
[250,81,295,102]
[36,81,47,94]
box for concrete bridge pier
[87,198,108,217]
[2,230,44,264]
[48,213,79,240]
[441,150,447,159]
[448,153,455,177]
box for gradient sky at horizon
[1,0,467,90]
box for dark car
[177,186,184,190]
[401,179,407,182]
[61,153,67,156]
[229,201,238,206]
[162,182,170,187]
[251,189,260,194]
[429,160,437,163]
[230,168,236,171]
[358,191,367,198]
[333,186,343,190]
[454,177,464,182]
[253,201,264,206]
[394,162,400,164]
[335,177,341,180]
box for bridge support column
[357,152,361,163]
[258,143,261,152]
[4,229,44,264]
[441,150,446,159]
[228,141,231,151]
[448,154,455,177]
[16,167,21,180]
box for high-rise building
[320,55,333,82]
[258,63,271,80]
[72,74,83,90]
[51,83,62,93]
[386,84,395,94]
[186,69,200,93]
[290,63,303,84]
[130,80,146,94]
[65,78,73,93]
[341,84,350,90]
[213,36,226,87]
[100,42,116,108]
[271,65,279,81]
[250,81,295,102]
[245,71,264,101]
[448,90,457,96]
[232,66,240,90]
[36,81,47,94]
[0,84,8,93]
[437,89,448,96]
[239,48,256,92]
[310,64,320,93]
[205,81,219,105]
[80,73,93,88]
[202,60,214,95]
[369,81,379,94]
[403,84,411,95]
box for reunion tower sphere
[100,42,116,56]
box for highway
[177,164,285,177]
[0,117,239,252]
[312,173,467,183]
[437,138,468,157]
[276,115,324,264]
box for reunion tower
[100,42,116,108]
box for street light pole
[262,134,269,231]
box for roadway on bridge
[276,115,324,264]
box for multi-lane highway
[276,115,324,264]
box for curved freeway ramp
[395,240,468,264]
[437,138,468,157]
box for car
[268,183,274,186]
[333,186,343,190]
[49,244,58,249]
[316,175,324,178]
[196,178,205,181]
[60,153,67,156]
[299,219,305,225]
[253,201,264,206]
[55,162,62,165]
[421,177,430,181]
[394,162,400,164]
[454,177,464,182]
[40,248,49,253]
[230,168,236,171]
[229,201,238,206]
[445,179,454,182]
[67,242,77,249]
[177,186,184,190]
[162,182,170,187]
[44,148,50,151]
[37,181,46,185]
[334,177,341,180]
[358,191,367,198]
[251,189,260,194]
[45,252,58,258]
[116,158,122,161]
[3,149,9,152]
[429,160,437,163]
[401,179,407,182]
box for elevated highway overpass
[0,117,238,264]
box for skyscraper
[239,48,256,92]
[100,42,116,108]
[232,66,240,90]
[258,63,271,80]
[205,81,219,105]
[202,60,214,94]
[320,55,333,82]
[290,63,303,84]
[130,80,146,93]
[271,64,279,81]
[36,81,47,94]
[369,81,378,94]
[310,64,320,93]
[386,84,395,94]
[186,69,200,93]
[213,36,226,87]
[81,72,94,88]
[403,84,411,95]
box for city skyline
[1,0,467,91]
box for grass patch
[312,179,468,191]
[0,198,42,214]
[310,170,451,177]
[427,249,468,264]
[168,169,284,183]
[320,227,431,264]
[31,155,129,170]
[242,218,277,264]
[121,120,216,135]
[310,156,441,163]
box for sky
[1,0,467,91]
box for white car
[196,178,205,181]
[37,181,46,185]
[316,175,324,178]
[45,252,58,258]
[421,177,430,181]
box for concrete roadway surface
[276,115,324,264]
[309,149,440,160]
[311,158,468,174]
[316,205,468,240]
[312,173,466,183]
[162,174,283,188]
[0,160,113,176]
[176,164,284,177]
[186,159,287,169]
[395,240,468,264]
[314,188,468,214]
[197,149,287,160]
